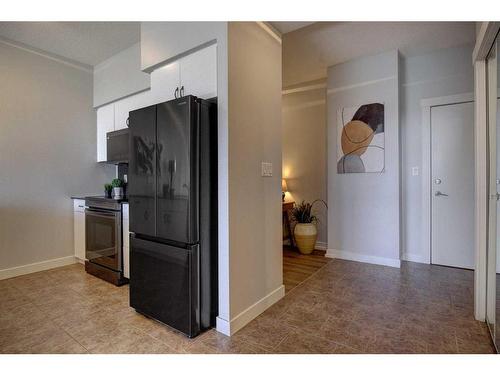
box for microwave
[106,128,129,164]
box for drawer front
[130,237,200,337]
[73,199,85,213]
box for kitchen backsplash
[118,163,128,184]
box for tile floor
[0,259,496,354]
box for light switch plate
[261,162,273,177]
[412,167,419,176]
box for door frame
[421,93,474,265]
[473,22,500,322]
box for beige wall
[0,41,115,271]
[282,87,327,245]
[228,22,283,323]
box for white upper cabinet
[95,44,217,161]
[180,44,217,99]
[150,61,180,104]
[96,103,114,162]
[113,96,131,131]
[114,90,152,130]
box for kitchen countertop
[71,195,92,200]
[71,195,128,203]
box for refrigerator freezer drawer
[129,236,200,337]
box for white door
[486,42,499,341]
[431,101,475,269]
[150,60,180,104]
[180,44,217,99]
[114,95,132,131]
[495,98,500,275]
[114,90,152,130]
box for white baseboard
[326,249,401,268]
[283,241,327,251]
[215,316,231,336]
[0,255,78,280]
[216,284,285,336]
[315,241,327,251]
[401,252,430,264]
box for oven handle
[85,207,120,218]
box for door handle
[174,87,179,99]
[435,191,449,197]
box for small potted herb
[291,200,327,254]
[111,178,124,199]
[104,183,112,198]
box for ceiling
[0,22,140,67]
[269,22,315,35]
[282,22,476,87]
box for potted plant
[111,178,124,199]
[291,200,327,254]
[104,183,112,198]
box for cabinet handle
[126,117,129,127]
[174,87,179,99]
[180,86,184,97]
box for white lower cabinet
[122,203,130,279]
[73,199,86,262]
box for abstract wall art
[337,102,385,173]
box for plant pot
[105,190,112,199]
[112,187,123,199]
[294,223,317,255]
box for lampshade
[281,178,288,192]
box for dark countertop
[71,195,91,200]
[72,195,128,203]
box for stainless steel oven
[85,198,122,273]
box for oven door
[85,208,122,272]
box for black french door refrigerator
[128,95,217,337]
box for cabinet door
[96,103,115,162]
[150,61,180,104]
[180,44,217,99]
[114,91,153,131]
[114,96,132,131]
[74,208,86,261]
